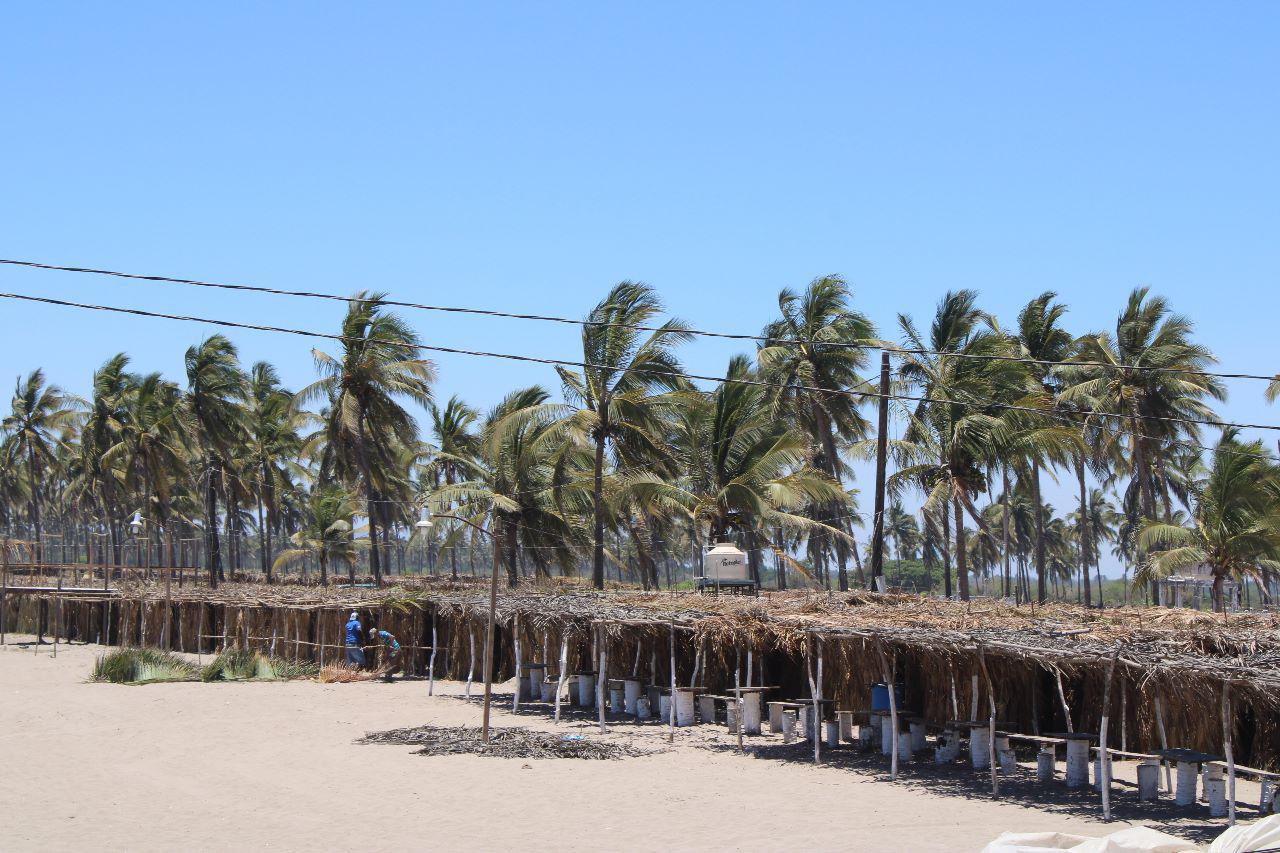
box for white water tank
[703,542,748,581]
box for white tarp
[1207,815,1280,853]
[979,826,1197,853]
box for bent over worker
[369,627,402,681]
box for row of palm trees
[2,279,1277,609]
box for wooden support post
[1222,684,1237,826]
[597,623,608,734]
[805,634,821,765]
[1054,667,1074,733]
[428,608,437,697]
[877,638,899,780]
[512,615,522,714]
[976,644,999,796]
[1154,692,1172,794]
[668,622,676,744]
[1099,651,1118,820]
[554,634,568,723]
[466,629,476,698]
[734,646,744,752]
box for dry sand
[2,638,1208,852]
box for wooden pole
[552,635,568,722]
[869,351,891,589]
[734,646,744,752]
[668,622,676,743]
[512,614,522,714]
[428,608,437,697]
[1099,652,1118,820]
[976,644,999,796]
[1154,691,1172,793]
[480,529,501,743]
[597,623,608,734]
[466,629,476,698]
[2,536,9,646]
[554,634,568,723]
[877,638,899,780]
[805,634,821,765]
[1054,668,1074,733]
[1222,683,1237,826]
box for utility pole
[869,352,890,590]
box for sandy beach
[2,638,1230,853]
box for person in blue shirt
[369,627,402,681]
[344,612,366,667]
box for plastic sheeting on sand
[979,826,1196,853]
[1206,815,1280,853]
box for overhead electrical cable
[1,290,1277,465]
[2,257,1276,384]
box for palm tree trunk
[1076,459,1092,608]
[205,456,222,588]
[591,430,606,590]
[356,423,382,587]
[26,447,42,565]
[1031,457,1047,604]
[953,498,970,601]
[257,495,269,582]
[940,506,953,598]
[1001,467,1013,599]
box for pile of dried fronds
[317,663,378,683]
[358,725,645,760]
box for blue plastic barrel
[870,682,904,711]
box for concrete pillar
[697,695,716,724]
[970,725,992,770]
[517,676,531,701]
[1138,760,1160,801]
[1260,778,1275,813]
[768,702,784,734]
[880,714,894,756]
[1065,739,1090,788]
[897,729,913,761]
[825,720,840,748]
[658,693,671,722]
[838,711,854,743]
[577,673,596,707]
[910,721,927,752]
[609,685,625,714]
[996,735,1016,774]
[623,678,642,715]
[1205,765,1227,817]
[1037,748,1056,782]
[727,702,741,733]
[674,689,696,727]
[1176,761,1199,806]
[857,723,875,750]
[636,697,652,720]
[782,710,797,744]
[742,693,762,736]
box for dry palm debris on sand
[358,725,645,760]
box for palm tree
[76,354,132,563]
[895,291,1028,600]
[1011,292,1075,604]
[885,499,920,585]
[557,282,690,589]
[759,276,877,590]
[184,335,247,588]
[300,293,434,587]
[245,362,302,583]
[431,387,580,585]
[1137,431,1280,611]
[420,396,481,578]
[273,485,359,585]
[625,355,849,588]
[2,370,79,564]
[1064,288,1225,601]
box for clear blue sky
[3,4,1278,576]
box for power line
[4,257,1277,384]
[4,289,1280,446]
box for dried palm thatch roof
[73,578,1280,705]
